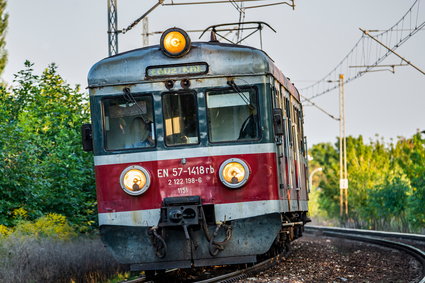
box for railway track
[197,226,425,282]
[195,252,289,283]
[121,249,290,283]
[305,225,425,283]
[122,226,425,282]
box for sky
[3,0,425,146]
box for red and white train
[82,25,309,271]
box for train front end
[84,28,308,270]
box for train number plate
[146,63,208,78]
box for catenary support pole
[339,74,348,217]
[108,0,118,56]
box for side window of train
[285,97,292,144]
[280,86,289,153]
[103,95,155,150]
[296,108,305,155]
[293,107,303,154]
[162,91,199,146]
[291,105,298,150]
[206,87,259,142]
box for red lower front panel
[95,152,279,213]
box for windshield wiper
[122,87,149,123]
[227,80,255,110]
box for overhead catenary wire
[162,0,292,6]
[109,0,295,56]
[301,0,424,102]
[228,0,246,42]
[244,1,295,9]
[300,94,339,121]
[360,28,425,75]
[120,0,164,34]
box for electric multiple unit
[83,26,309,271]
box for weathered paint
[87,38,309,269]
[100,213,282,270]
[95,152,280,213]
[97,200,309,226]
[88,42,301,102]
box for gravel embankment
[240,233,422,282]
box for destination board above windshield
[146,63,208,78]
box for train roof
[88,41,300,101]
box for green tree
[309,136,392,225]
[0,62,95,231]
[345,136,393,227]
[0,0,8,75]
[309,142,339,218]
[366,178,411,232]
[310,133,425,233]
[392,133,425,229]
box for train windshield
[162,91,199,146]
[102,95,155,150]
[206,87,259,142]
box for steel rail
[119,225,424,282]
[118,268,178,283]
[305,226,425,283]
[195,252,289,283]
[306,225,425,242]
[120,251,289,283]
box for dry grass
[0,235,128,283]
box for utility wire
[133,0,293,46]
[360,28,425,75]
[301,0,424,101]
[300,94,339,121]
[163,0,290,6]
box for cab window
[206,88,259,142]
[162,91,199,146]
[103,95,155,150]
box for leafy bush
[310,133,425,233]
[13,213,77,240]
[0,224,11,237]
[0,62,95,231]
[366,177,411,232]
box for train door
[291,101,304,211]
[296,104,309,208]
[285,91,298,211]
[286,97,297,211]
[281,88,292,210]
[271,79,286,203]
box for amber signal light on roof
[160,28,191,58]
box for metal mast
[108,0,118,56]
[142,17,149,47]
[339,74,348,217]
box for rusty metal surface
[87,42,300,101]
[100,213,281,270]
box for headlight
[119,165,151,196]
[219,158,250,189]
[160,28,191,58]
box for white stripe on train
[98,199,309,227]
[94,143,276,166]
